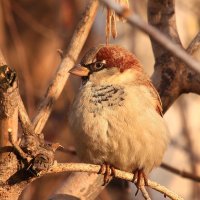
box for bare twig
[0,49,6,67]
[161,163,200,183]
[43,163,184,200]
[187,32,200,55]
[56,49,64,60]
[58,145,76,155]
[18,96,32,127]
[8,128,28,160]
[32,0,99,134]
[140,186,152,200]
[182,32,200,94]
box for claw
[132,169,148,196]
[98,163,116,186]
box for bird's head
[69,45,143,85]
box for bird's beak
[69,64,90,77]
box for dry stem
[140,186,152,200]
[43,163,184,200]
[32,0,99,134]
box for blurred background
[0,0,200,199]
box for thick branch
[147,0,182,60]
[0,50,19,200]
[0,51,18,147]
[147,0,183,111]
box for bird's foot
[132,169,148,196]
[98,163,116,186]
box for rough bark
[148,1,200,112]
[0,51,19,200]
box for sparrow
[69,44,170,189]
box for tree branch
[147,0,182,60]
[39,163,183,200]
[0,50,19,200]
[0,51,18,147]
[161,163,200,183]
[32,0,99,134]
[140,186,152,200]
[182,32,200,94]
[187,32,200,55]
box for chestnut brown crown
[69,45,143,77]
[95,45,142,72]
[81,45,142,71]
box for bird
[68,44,170,189]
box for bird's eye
[95,62,104,69]
[91,60,106,72]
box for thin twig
[57,49,64,60]
[39,162,184,200]
[18,96,32,129]
[140,186,152,200]
[161,163,200,182]
[8,128,28,160]
[32,0,99,134]
[187,32,200,55]
[182,31,200,95]
[58,146,76,155]
[0,49,6,66]
[99,0,200,75]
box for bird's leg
[132,169,148,196]
[98,163,116,186]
